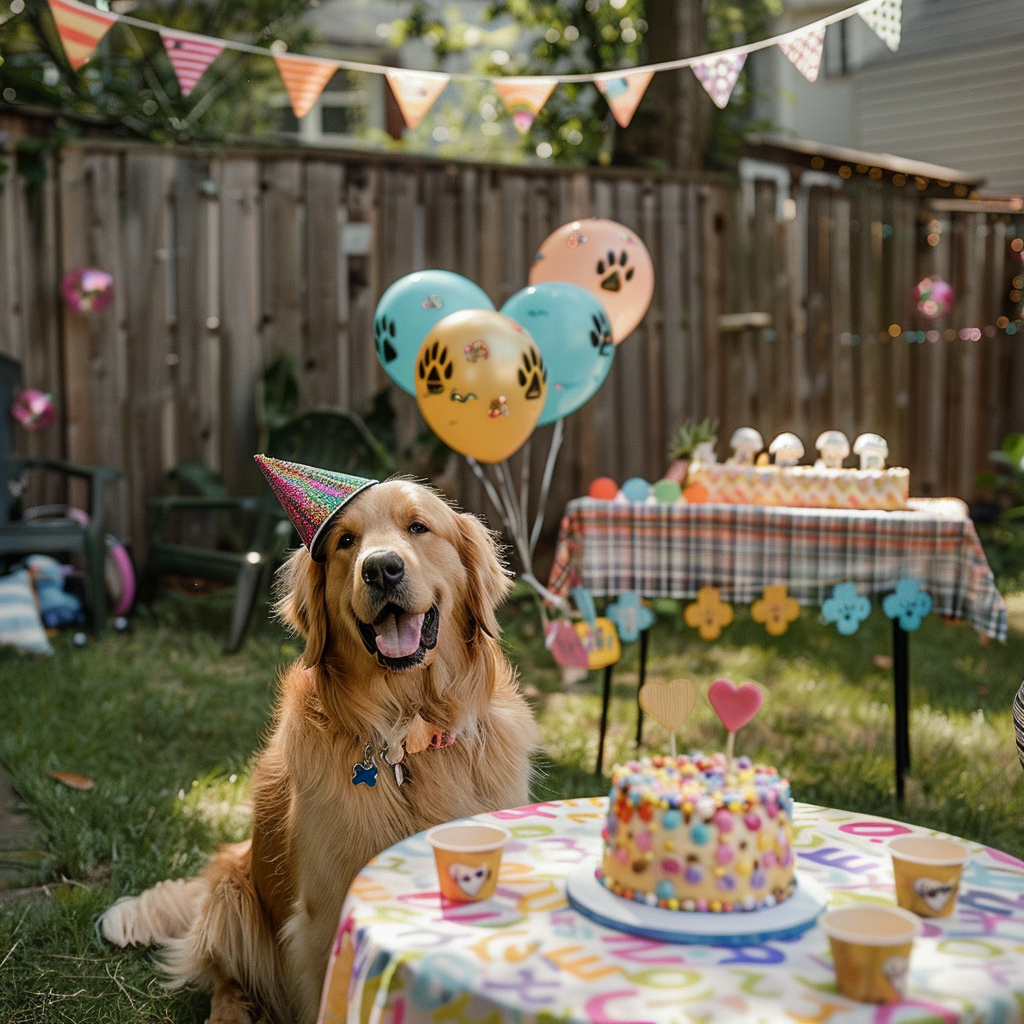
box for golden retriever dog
[101,479,537,1024]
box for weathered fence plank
[0,131,1018,583]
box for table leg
[596,664,613,777]
[892,619,910,801]
[635,629,649,748]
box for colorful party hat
[255,455,376,561]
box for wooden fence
[1,117,1022,576]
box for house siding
[854,36,1024,196]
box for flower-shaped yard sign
[882,579,933,632]
[606,592,655,643]
[821,582,871,635]
[751,584,800,636]
[683,586,734,640]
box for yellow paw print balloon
[415,309,548,464]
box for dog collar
[351,729,457,789]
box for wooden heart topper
[638,679,697,731]
[708,678,762,732]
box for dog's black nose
[361,551,406,591]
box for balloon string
[530,419,564,558]
[465,457,516,538]
[520,438,531,536]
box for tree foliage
[0,0,319,143]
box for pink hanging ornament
[11,389,56,431]
[62,268,114,314]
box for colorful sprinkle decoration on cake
[597,751,796,913]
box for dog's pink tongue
[376,611,425,659]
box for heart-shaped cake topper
[708,677,762,732]
[639,679,697,731]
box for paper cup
[426,821,510,902]
[820,904,921,1003]
[888,835,969,918]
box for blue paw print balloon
[606,592,655,643]
[374,271,494,395]
[821,582,871,636]
[882,579,932,632]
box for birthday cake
[598,752,796,912]
[686,462,909,511]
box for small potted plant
[666,418,718,482]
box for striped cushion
[1015,680,1024,774]
[0,568,53,655]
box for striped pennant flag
[595,70,653,128]
[47,0,117,70]
[778,24,826,83]
[491,77,556,134]
[859,0,902,52]
[274,53,337,120]
[692,52,746,109]
[160,29,223,97]
[385,69,450,130]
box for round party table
[317,799,1024,1024]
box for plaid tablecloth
[547,497,1007,641]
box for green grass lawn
[1,578,1022,1022]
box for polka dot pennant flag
[882,579,932,632]
[159,30,224,97]
[274,53,337,120]
[595,70,654,128]
[254,455,377,562]
[47,0,117,70]
[385,69,450,130]
[778,24,826,83]
[692,52,746,109]
[859,0,902,52]
[492,77,557,134]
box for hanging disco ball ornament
[11,389,56,431]
[915,276,955,319]
[61,268,115,314]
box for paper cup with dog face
[820,905,921,1003]
[888,835,969,917]
[426,821,510,902]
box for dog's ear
[456,511,512,639]
[274,547,330,667]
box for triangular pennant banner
[859,0,902,52]
[160,30,223,97]
[595,70,654,128]
[692,52,746,109]
[492,77,556,134]
[274,54,337,120]
[778,24,826,83]
[385,69,450,130]
[47,0,117,70]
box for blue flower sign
[606,592,655,643]
[882,579,933,632]
[821,582,872,635]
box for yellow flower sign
[751,584,801,636]
[574,616,621,669]
[683,586,734,640]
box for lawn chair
[0,354,122,633]
[146,406,394,653]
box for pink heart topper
[708,678,762,733]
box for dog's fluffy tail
[101,877,208,948]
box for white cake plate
[565,865,827,945]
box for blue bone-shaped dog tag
[352,746,378,787]
[352,761,378,787]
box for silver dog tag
[380,742,407,787]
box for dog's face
[277,480,510,674]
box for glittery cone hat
[255,455,377,562]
